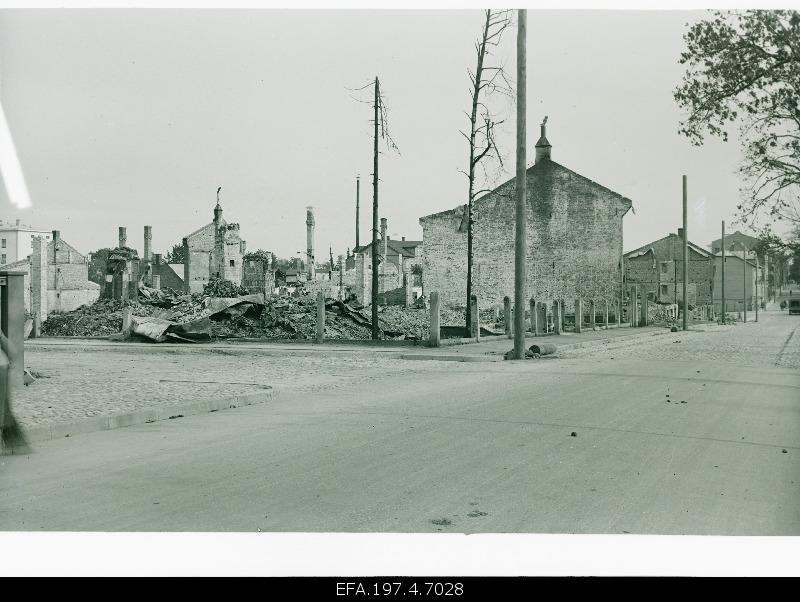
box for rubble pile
[42,274,510,342]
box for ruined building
[4,230,100,321]
[624,230,716,307]
[419,124,633,309]
[182,192,246,293]
[348,217,423,306]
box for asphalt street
[1,312,798,534]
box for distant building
[624,229,716,307]
[181,196,247,294]
[0,219,51,266]
[709,229,775,299]
[714,252,761,313]
[419,124,632,309]
[347,216,423,305]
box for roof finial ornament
[542,115,548,127]
[216,186,222,204]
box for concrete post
[529,297,537,335]
[315,291,325,343]
[603,300,609,329]
[32,311,41,338]
[552,300,561,335]
[429,291,441,347]
[537,302,547,335]
[589,300,596,329]
[574,299,582,333]
[640,290,648,327]
[469,294,479,340]
[1,272,26,388]
[122,307,132,338]
[504,296,512,339]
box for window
[660,284,668,297]
[660,261,668,274]
[229,259,235,267]
[1,254,6,264]
[1,239,5,248]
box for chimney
[534,116,551,163]
[678,228,684,240]
[143,225,152,261]
[52,230,60,243]
[402,236,406,241]
[306,206,315,280]
[380,217,388,260]
[118,226,127,249]
[15,219,20,226]
[154,253,162,266]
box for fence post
[552,300,561,335]
[469,294,479,341]
[603,300,609,329]
[429,291,441,347]
[504,296,512,339]
[640,290,648,327]
[574,298,582,334]
[122,307,133,339]
[316,291,325,344]
[529,297,537,335]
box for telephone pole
[721,220,726,324]
[513,9,527,360]
[355,175,360,249]
[371,77,380,340]
[682,175,688,331]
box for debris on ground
[41,278,490,342]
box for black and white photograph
[0,0,798,579]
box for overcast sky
[0,9,758,260]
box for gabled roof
[354,238,422,258]
[624,233,714,259]
[419,159,634,222]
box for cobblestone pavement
[13,346,472,429]
[559,310,800,370]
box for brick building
[181,195,247,293]
[3,230,100,321]
[419,124,633,309]
[624,229,716,307]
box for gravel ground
[13,347,470,428]
[559,311,800,370]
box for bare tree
[461,9,513,334]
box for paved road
[1,311,798,534]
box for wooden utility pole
[513,9,527,360]
[742,243,747,323]
[371,77,380,340]
[355,175,360,249]
[721,220,726,324]
[682,175,689,331]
